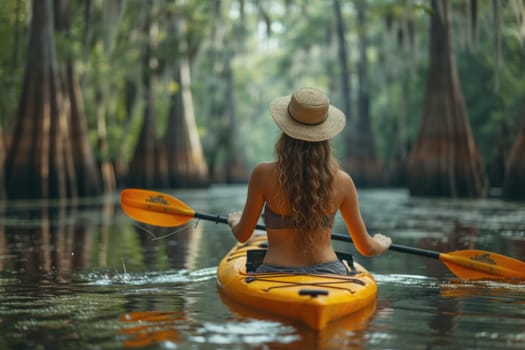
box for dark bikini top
[263,204,335,230]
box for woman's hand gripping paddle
[120,188,525,280]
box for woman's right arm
[339,172,392,256]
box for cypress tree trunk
[222,49,247,183]
[5,0,77,199]
[127,3,169,189]
[0,124,5,199]
[0,212,4,270]
[503,116,525,200]
[204,1,247,183]
[127,73,169,189]
[345,0,384,187]
[407,0,487,198]
[93,86,117,193]
[165,17,208,187]
[165,60,209,187]
[113,78,137,185]
[66,64,102,196]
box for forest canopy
[0,0,524,199]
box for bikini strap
[263,205,335,229]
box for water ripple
[375,273,440,288]
[81,267,217,286]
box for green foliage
[455,3,525,172]
[0,0,28,127]
[1,0,524,184]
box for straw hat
[269,87,346,142]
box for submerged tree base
[407,0,487,198]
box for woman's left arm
[228,164,266,242]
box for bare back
[230,161,382,266]
[254,162,345,266]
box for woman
[227,87,391,274]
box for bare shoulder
[335,169,354,187]
[254,161,276,171]
[253,161,277,174]
[251,162,277,181]
[334,169,359,199]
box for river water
[0,186,524,349]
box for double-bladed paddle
[120,188,525,280]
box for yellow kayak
[216,233,378,330]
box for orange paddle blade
[440,250,525,280]
[120,188,195,227]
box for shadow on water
[0,187,524,349]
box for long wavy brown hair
[275,133,339,247]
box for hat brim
[269,95,346,142]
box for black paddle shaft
[194,212,266,230]
[194,212,440,260]
[330,232,440,259]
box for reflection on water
[188,318,300,348]
[0,187,524,349]
[120,310,185,347]
[374,274,525,349]
[83,267,217,286]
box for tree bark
[113,78,137,185]
[126,3,169,189]
[503,116,525,200]
[0,124,5,200]
[407,0,487,198]
[88,0,127,190]
[487,121,511,188]
[65,64,99,196]
[94,87,117,193]
[56,0,103,196]
[165,16,208,187]
[222,49,247,183]
[5,0,77,199]
[87,0,125,194]
[344,0,384,187]
[203,0,247,183]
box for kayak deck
[217,233,377,330]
